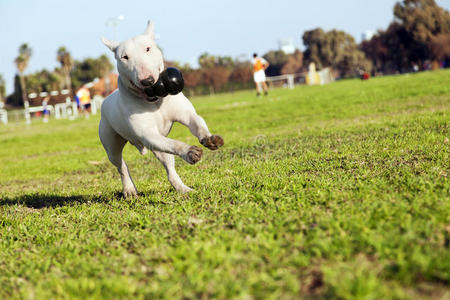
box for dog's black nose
[140,77,155,87]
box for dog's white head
[102,20,164,98]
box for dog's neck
[118,76,159,103]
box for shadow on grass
[0,190,176,209]
[0,193,109,209]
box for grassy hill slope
[0,70,449,299]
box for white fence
[54,101,79,120]
[266,67,335,89]
[0,92,104,125]
[266,73,307,89]
[0,108,7,125]
[266,74,295,89]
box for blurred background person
[253,53,269,97]
[42,95,50,123]
[76,85,91,118]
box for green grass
[0,70,449,299]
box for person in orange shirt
[253,53,269,96]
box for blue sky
[1,0,449,94]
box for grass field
[0,70,449,299]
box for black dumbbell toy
[144,67,184,99]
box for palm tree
[14,43,32,106]
[57,46,73,90]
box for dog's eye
[146,47,150,52]
[122,55,129,60]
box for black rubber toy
[144,67,184,99]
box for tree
[183,67,203,93]
[360,0,449,73]
[198,53,234,94]
[281,50,304,74]
[71,55,113,90]
[384,22,423,72]
[6,75,23,106]
[0,74,5,103]
[25,69,61,93]
[259,49,305,76]
[429,33,450,61]
[393,0,450,65]
[14,43,32,106]
[229,61,253,84]
[302,28,326,69]
[360,34,390,72]
[57,46,73,90]
[394,0,450,44]
[198,53,216,69]
[202,66,231,94]
[184,69,203,87]
[263,50,289,76]
[303,28,371,77]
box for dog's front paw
[176,185,193,193]
[201,135,224,150]
[183,146,203,164]
[123,187,138,198]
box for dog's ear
[101,37,118,52]
[144,20,155,40]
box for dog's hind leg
[99,119,138,197]
[152,150,192,193]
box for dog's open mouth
[129,80,158,102]
[129,80,143,92]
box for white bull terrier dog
[99,21,224,197]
